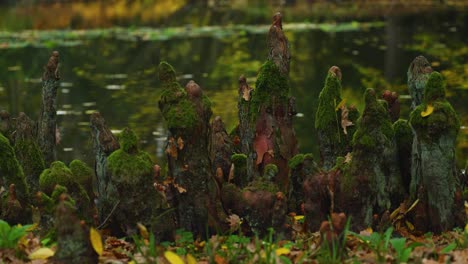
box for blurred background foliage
[0,0,466,169]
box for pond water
[0,5,467,168]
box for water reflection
[0,11,466,168]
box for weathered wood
[14,112,46,193]
[407,55,432,109]
[89,112,119,224]
[54,194,98,264]
[158,62,225,236]
[210,116,233,181]
[409,72,460,233]
[38,51,60,166]
[237,76,256,182]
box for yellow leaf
[335,98,347,111]
[406,199,419,214]
[294,215,304,221]
[221,244,228,250]
[90,227,103,256]
[26,223,38,232]
[29,247,55,260]
[164,251,184,264]
[137,222,149,239]
[128,261,136,264]
[275,247,291,256]
[187,253,197,264]
[406,220,415,231]
[465,223,468,234]
[421,104,434,117]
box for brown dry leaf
[177,137,184,150]
[340,105,354,135]
[173,183,187,193]
[344,152,352,163]
[215,254,228,264]
[165,137,178,159]
[226,214,242,231]
[228,164,235,182]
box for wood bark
[38,51,60,166]
[89,112,119,224]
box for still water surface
[0,9,466,167]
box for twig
[97,200,120,229]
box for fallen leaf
[173,183,187,193]
[187,254,197,264]
[215,254,228,264]
[344,152,352,163]
[137,223,149,239]
[340,105,354,135]
[29,248,54,260]
[177,137,184,150]
[226,214,242,231]
[421,104,434,117]
[294,215,304,221]
[164,251,184,264]
[90,227,103,256]
[275,247,291,256]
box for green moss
[14,139,45,192]
[51,185,69,201]
[250,61,289,119]
[69,160,93,187]
[107,150,153,184]
[263,164,278,181]
[164,98,197,129]
[288,154,304,169]
[393,119,413,147]
[39,161,74,195]
[118,128,138,153]
[0,132,29,204]
[157,62,199,130]
[231,154,247,168]
[158,61,176,83]
[315,72,342,132]
[424,72,445,102]
[244,178,279,194]
[410,73,460,142]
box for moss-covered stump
[0,132,30,224]
[315,66,357,171]
[393,119,413,192]
[241,165,289,238]
[210,116,233,181]
[105,128,174,239]
[336,88,403,230]
[39,161,92,222]
[288,153,320,214]
[407,55,433,109]
[14,112,46,194]
[90,112,120,223]
[249,59,298,193]
[69,159,96,202]
[158,61,224,236]
[409,72,461,233]
[54,194,98,264]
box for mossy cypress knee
[69,160,95,201]
[409,71,460,233]
[337,88,402,230]
[315,66,355,170]
[106,127,173,237]
[0,132,30,223]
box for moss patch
[0,132,29,205]
[69,160,93,187]
[39,161,74,195]
[250,61,289,119]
